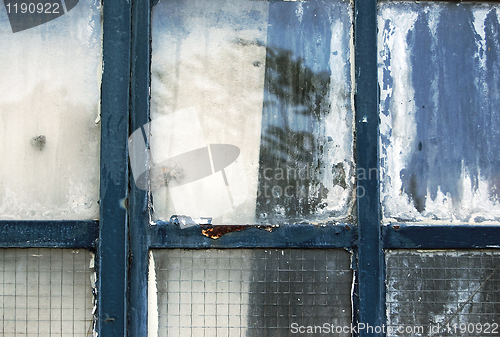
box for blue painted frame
[128,0,151,334]
[149,222,357,249]
[97,0,131,335]
[127,0,500,336]
[354,0,384,334]
[0,220,98,248]
[2,0,500,336]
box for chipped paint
[379,2,500,223]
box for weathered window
[0,2,100,335]
[0,0,101,220]
[2,0,500,336]
[379,1,500,223]
[135,0,355,225]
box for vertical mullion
[98,0,132,335]
[354,0,384,335]
[129,0,151,334]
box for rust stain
[200,225,277,239]
[201,225,247,239]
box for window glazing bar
[148,223,357,249]
[128,0,151,334]
[354,0,384,334]
[383,224,500,249]
[98,0,131,335]
[0,220,98,249]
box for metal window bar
[97,0,132,335]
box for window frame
[127,0,380,336]
[1,0,499,336]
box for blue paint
[396,4,500,213]
[383,223,500,249]
[0,220,98,248]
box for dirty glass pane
[143,0,354,225]
[379,2,500,223]
[0,0,101,220]
[149,249,352,337]
[386,250,500,337]
[0,249,94,336]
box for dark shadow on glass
[255,0,350,223]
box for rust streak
[200,225,277,239]
[201,225,247,239]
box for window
[1,0,500,336]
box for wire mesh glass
[149,249,352,337]
[0,248,94,336]
[386,250,500,337]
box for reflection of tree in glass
[256,46,335,221]
[264,47,331,120]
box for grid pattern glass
[0,248,94,336]
[150,249,352,337]
[386,250,500,337]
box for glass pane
[379,2,500,223]
[386,250,500,336]
[149,249,352,337]
[140,0,354,225]
[0,0,101,219]
[0,248,94,336]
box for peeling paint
[379,2,500,223]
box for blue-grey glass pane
[386,250,500,336]
[149,0,354,225]
[379,2,500,223]
[150,249,352,337]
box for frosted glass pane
[0,0,101,219]
[149,249,352,337]
[0,249,94,336]
[386,250,500,336]
[147,0,354,225]
[379,2,500,223]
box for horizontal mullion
[0,220,98,249]
[148,222,357,249]
[383,223,500,249]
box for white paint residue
[379,3,500,223]
[151,0,269,224]
[473,8,489,75]
[295,2,304,23]
[322,16,354,217]
[148,251,159,337]
[378,5,419,221]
